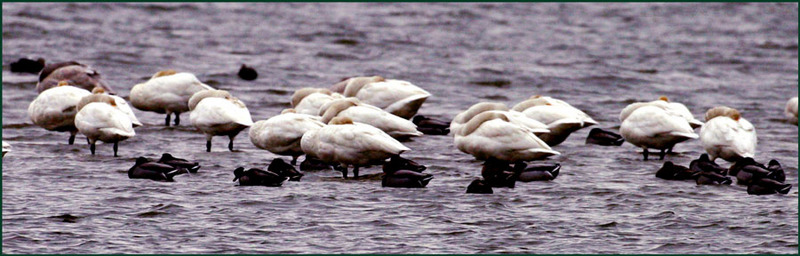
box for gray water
[2,3,798,254]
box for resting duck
[689,154,728,176]
[747,178,792,195]
[655,161,696,181]
[699,106,757,162]
[130,70,214,126]
[729,158,784,185]
[299,156,332,171]
[466,179,494,194]
[381,156,431,188]
[10,57,45,74]
[232,167,287,187]
[412,115,450,135]
[585,128,624,146]
[267,158,304,181]
[237,64,258,81]
[128,157,188,182]
[513,162,560,182]
[481,158,518,188]
[157,153,201,173]
[36,61,113,94]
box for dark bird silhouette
[412,115,450,135]
[10,57,45,74]
[466,179,493,194]
[157,153,201,173]
[585,128,624,146]
[128,157,187,182]
[237,64,258,81]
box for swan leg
[165,113,171,126]
[666,146,673,154]
[90,141,96,155]
[659,149,666,160]
[291,155,299,165]
[228,135,235,152]
[174,113,180,126]
[353,166,360,179]
[335,164,348,179]
[206,139,212,152]
[113,142,119,157]
[643,148,649,161]
[68,130,77,145]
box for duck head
[383,155,427,174]
[268,158,304,181]
[233,167,245,182]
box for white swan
[290,88,344,116]
[785,97,798,124]
[450,102,549,137]
[130,70,213,126]
[454,111,559,162]
[189,91,253,152]
[341,76,431,119]
[2,141,11,157]
[74,98,136,156]
[700,106,757,162]
[619,96,703,129]
[320,98,422,139]
[301,116,410,178]
[36,61,113,94]
[78,88,142,127]
[249,109,325,165]
[619,105,698,160]
[512,95,598,146]
[28,82,92,145]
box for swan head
[704,106,740,121]
[342,76,386,97]
[188,89,232,111]
[512,97,550,111]
[321,99,359,124]
[281,108,297,114]
[91,87,106,94]
[77,93,116,111]
[329,116,354,125]
[458,111,510,136]
[658,96,669,102]
[455,102,508,124]
[57,80,70,87]
[291,87,332,107]
[151,69,177,79]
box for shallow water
[2,3,798,254]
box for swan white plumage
[189,91,253,152]
[619,96,703,129]
[2,141,11,157]
[340,76,431,119]
[28,82,92,145]
[785,97,798,124]
[619,105,698,160]
[454,111,559,162]
[291,88,344,116]
[130,70,213,126]
[512,95,598,146]
[74,98,136,156]
[450,102,549,137]
[700,106,757,162]
[301,116,410,178]
[249,109,325,165]
[36,61,113,94]
[78,88,142,127]
[320,98,422,139]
